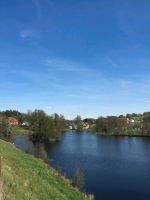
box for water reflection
[15,135,49,163]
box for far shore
[11,126,33,135]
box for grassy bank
[0,140,93,200]
[11,126,33,135]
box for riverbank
[95,130,150,137]
[0,139,93,200]
[11,126,33,135]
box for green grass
[0,140,93,200]
[11,126,33,135]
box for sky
[0,0,150,119]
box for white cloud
[46,106,53,110]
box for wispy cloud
[32,0,42,21]
[46,58,91,73]
[105,56,118,67]
[10,68,49,81]
[20,29,40,39]
[20,29,32,39]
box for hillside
[0,140,93,200]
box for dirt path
[0,157,4,200]
[0,181,3,200]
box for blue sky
[0,0,150,119]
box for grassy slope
[0,140,93,200]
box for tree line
[0,110,66,142]
[95,112,150,136]
[0,110,150,140]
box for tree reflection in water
[24,142,49,164]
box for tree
[30,110,46,128]
[53,114,66,135]
[96,116,127,135]
[30,110,65,142]
[0,118,12,138]
[39,116,57,140]
[74,115,82,132]
[143,112,150,135]
[96,117,108,133]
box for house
[8,117,18,126]
[126,118,135,124]
[82,122,90,129]
[69,125,73,130]
[130,119,135,123]
[22,121,30,127]
[0,116,18,126]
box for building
[69,125,73,130]
[82,122,90,129]
[0,116,18,126]
[7,117,18,126]
[22,121,30,127]
[8,117,18,126]
[127,118,135,124]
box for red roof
[0,116,18,125]
[8,117,18,125]
[8,117,18,122]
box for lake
[14,131,150,200]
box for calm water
[14,132,150,200]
